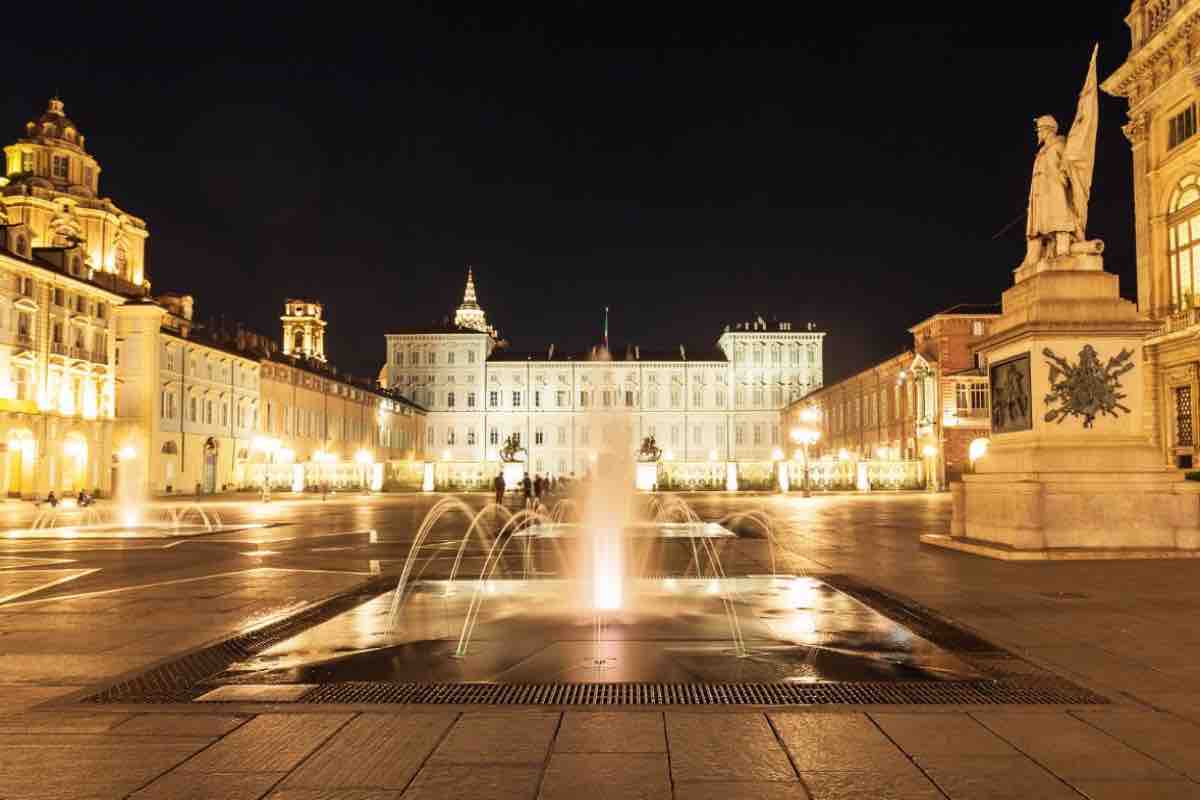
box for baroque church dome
[24,98,87,152]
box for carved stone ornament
[990,354,1033,434]
[1042,345,1134,428]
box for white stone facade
[384,276,824,476]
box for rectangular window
[489,428,499,445]
[467,428,476,446]
[20,152,33,172]
[671,388,681,408]
[1170,104,1198,150]
[579,390,588,407]
[693,389,702,407]
[447,391,455,408]
[535,428,544,445]
[716,390,726,407]
[971,383,987,411]
[753,424,763,445]
[556,390,567,407]
[1178,386,1195,447]
[489,391,499,407]
[534,390,542,408]
[52,155,68,179]
[512,390,522,407]
[426,352,436,365]
[53,288,64,306]
[410,351,418,365]
[447,352,455,365]
[467,392,476,408]
[602,390,612,407]
[626,390,635,407]
[735,425,745,445]
[446,428,456,445]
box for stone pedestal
[927,251,1200,559]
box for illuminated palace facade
[1105,1,1200,469]
[0,98,146,497]
[384,271,825,478]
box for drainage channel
[79,573,1110,707]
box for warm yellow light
[708,448,718,462]
[771,447,784,461]
[356,449,373,465]
[278,447,294,462]
[664,450,674,461]
[799,407,819,425]
[441,449,451,461]
[81,381,98,419]
[253,436,280,454]
[63,439,85,458]
[969,438,989,463]
[837,448,850,462]
[118,445,136,462]
[922,445,938,458]
[876,447,887,459]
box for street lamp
[790,407,821,498]
[922,444,939,492]
[355,449,373,494]
[313,450,336,501]
[252,436,280,502]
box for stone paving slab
[0,741,207,800]
[799,770,942,800]
[673,782,810,800]
[280,712,456,791]
[401,765,540,800]
[666,713,795,783]
[195,684,316,702]
[1069,780,1200,799]
[770,713,913,773]
[541,752,670,800]
[871,712,1020,757]
[973,711,1182,780]
[0,712,131,733]
[429,712,558,765]
[918,754,1081,798]
[1073,710,1200,780]
[113,712,250,737]
[175,713,352,773]
[554,711,665,753]
[128,769,286,799]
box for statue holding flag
[1022,45,1100,269]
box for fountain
[212,391,984,687]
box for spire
[462,266,479,307]
[454,265,492,335]
[603,306,610,351]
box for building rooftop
[485,344,728,363]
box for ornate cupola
[453,266,492,335]
[4,98,101,199]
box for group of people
[41,489,94,508]
[492,471,561,510]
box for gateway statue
[1022,45,1100,268]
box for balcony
[49,341,69,358]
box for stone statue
[1022,45,1099,268]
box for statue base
[946,253,1200,558]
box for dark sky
[0,4,1137,383]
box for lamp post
[313,450,335,501]
[252,436,280,502]
[922,444,939,492]
[790,407,821,498]
[355,449,372,495]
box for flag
[1065,44,1099,236]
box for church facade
[384,271,824,479]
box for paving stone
[404,764,541,800]
[268,791,403,800]
[114,713,250,737]
[973,711,1181,780]
[918,755,1095,799]
[176,713,351,773]
[1074,711,1200,780]
[770,712,913,773]
[800,771,943,800]
[554,711,665,752]
[671,782,811,799]
[282,712,456,790]
[871,713,1019,757]
[129,770,286,799]
[540,753,670,800]
[1069,780,1200,799]
[0,653,151,684]
[0,684,76,712]
[666,713,795,783]
[430,713,557,765]
[195,684,317,702]
[0,741,206,800]
[0,712,131,733]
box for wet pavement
[4,491,1200,797]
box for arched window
[293,330,304,352]
[1168,174,1200,309]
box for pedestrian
[522,472,533,510]
[46,491,58,508]
[533,474,543,506]
[493,471,506,509]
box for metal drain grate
[296,680,1109,706]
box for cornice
[1104,8,1200,106]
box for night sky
[0,4,1137,383]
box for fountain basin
[215,576,983,685]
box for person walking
[534,474,544,507]
[493,471,506,509]
[522,472,533,510]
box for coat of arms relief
[1042,345,1134,428]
